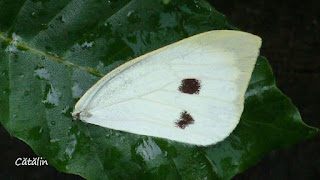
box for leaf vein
[5,0,28,34]
[0,32,103,77]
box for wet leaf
[0,0,318,179]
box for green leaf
[0,0,318,179]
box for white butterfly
[72,30,261,146]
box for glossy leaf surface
[0,0,318,179]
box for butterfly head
[72,110,92,121]
[72,112,80,121]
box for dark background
[1,0,319,179]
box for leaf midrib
[0,32,103,77]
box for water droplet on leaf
[31,12,36,17]
[3,89,11,95]
[65,133,77,159]
[62,106,73,118]
[81,41,94,49]
[72,83,83,99]
[127,10,139,23]
[50,138,60,143]
[29,126,43,140]
[135,138,162,161]
[2,70,8,76]
[34,66,50,80]
[42,84,61,108]
[41,23,48,30]
[58,15,65,23]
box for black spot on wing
[178,79,201,94]
[175,111,195,129]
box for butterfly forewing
[73,30,261,146]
